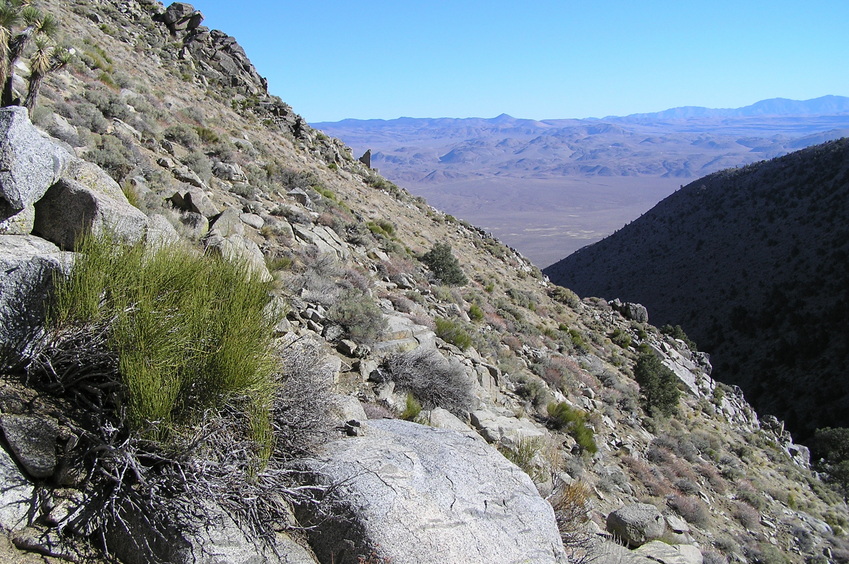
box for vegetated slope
[545,139,849,442]
[1,1,847,562]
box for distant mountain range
[314,96,849,182]
[313,97,849,268]
[544,138,849,442]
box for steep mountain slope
[545,139,849,442]
[0,1,846,563]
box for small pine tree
[421,242,467,286]
[634,351,680,417]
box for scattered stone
[239,212,264,229]
[337,339,357,356]
[606,503,666,548]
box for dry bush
[623,456,674,498]
[731,501,761,529]
[274,338,335,457]
[549,482,595,563]
[668,494,710,526]
[696,462,727,493]
[384,348,473,416]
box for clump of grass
[434,317,472,350]
[50,233,279,452]
[400,393,422,421]
[547,402,597,454]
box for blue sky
[195,1,849,123]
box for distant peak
[490,113,515,123]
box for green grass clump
[547,402,597,454]
[400,393,422,421]
[51,234,279,454]
[434,317,473,350]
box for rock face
[0,107,71,220]
[0,235,74,352]
[33,178,149,250]
[606,503,666,548]
[297,418,566,564]
[0,415,58,479]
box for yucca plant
[0,0,71,108]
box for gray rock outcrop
[0,415,58,479]
[0,107,71,221]
[0,235,74,352]
[297,418,566,564]
[606,503,666,548]
[33,178,149,250]
[0,446,34,531]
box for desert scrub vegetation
[384,348,474,416]
[43,233,279,451]
[434,316,473,350]
[421,242,467,286]
[634,351,681,417]
[547,402,597,454]
[326,288,387,343]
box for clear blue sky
[194,1,849,123]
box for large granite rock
[296,418,566,564]
[606,503,666,548]
[33,179,149,250]
[0,235,74,352]
[0,446,35,531]
[0,107,71,221]
[0,415,58,479]
[203,230,272,282]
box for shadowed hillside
[545,138,849,442]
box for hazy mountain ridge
[544,138,849,442]
[314,97,849,183]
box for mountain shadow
[545,138,849,443]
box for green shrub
[567,328,589,354]
[468,303,484,322]
[434,317,472,350]
[547,402,597,454]
[660,324,697,350]
[550,286,580,308]
[400,393,422,421]
[48,234,279,452]
[500,437,545,482]
[326,288,387,343]
[634,352,681,417]
[814,427,849,497]
[385,348,473,416]
[421,242,467,286]
[610,328,632,349]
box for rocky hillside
[0,1,847,563]
[544,139,849,445]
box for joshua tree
[23,34,70,110]
[0,0,70,109]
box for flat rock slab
[297,418,566,564]
[634,541,703,564]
